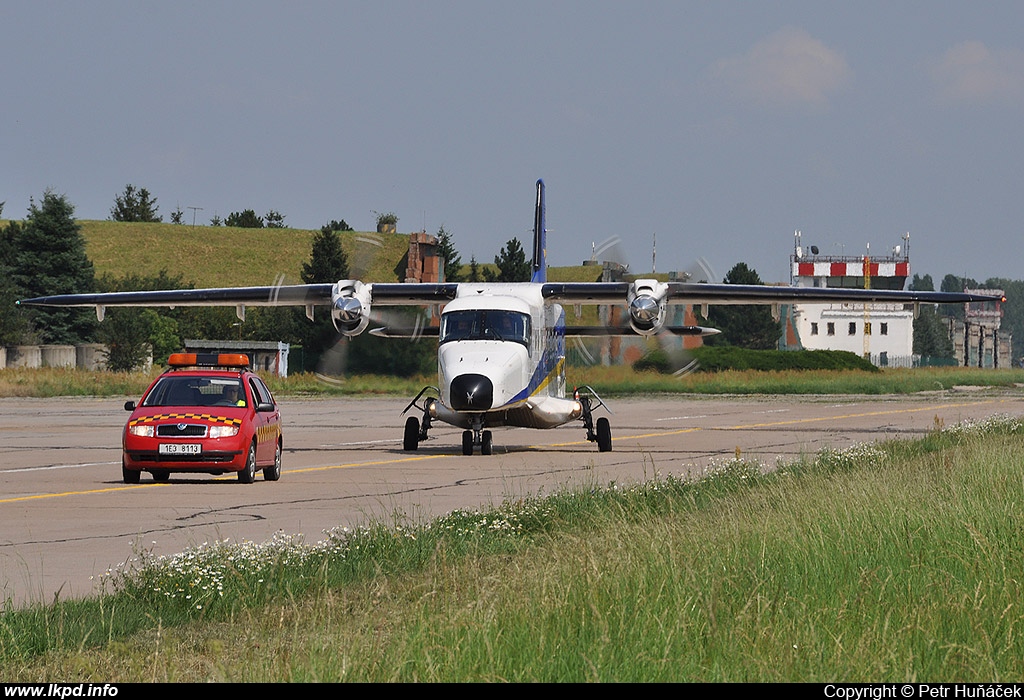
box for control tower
[786,231,915,366]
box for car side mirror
[124,401,136,411]
[256,402,276,413]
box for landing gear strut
[401,386,438,451]
[578,386,612,452]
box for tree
[436,225,463,281]
[485,237,531,282]
[225,210,263,228]
[0,220,31,344]
[324,219,353,232]
[14,191,96,344]
[297,224,352,370]
[302,225,350,284]
[265,210,286,228]
[94,270,190,370]
[910,273,954,358]
[110,184,162,222]
[700,262,780,349]
[468,256,482,282]
[170,206,184,224]
[939,274,977,323]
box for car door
[247,376,280,464]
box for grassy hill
[79,220,615,289]
[80,220,413,288]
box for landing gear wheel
[462,430,474,456]
[122,461,140,484]
[151,469,170,483]
[238,442,256,483]
[263,442,282,481]
[481,430,493,456]
[404,416,420,451]
[596,417,612,452]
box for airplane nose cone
[449,374,493,411]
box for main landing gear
[402,386,437,452]
[577,386,612,452]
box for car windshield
[143,376,246,408]
[440,310,530,345]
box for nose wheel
[462,423,492,456]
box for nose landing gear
[462,417,491,456]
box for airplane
[16,180,1004,456]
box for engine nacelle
[627,278,669,336]
[331,280,372,336]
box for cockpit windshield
[440,310,530,346]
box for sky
[3,1,1024,286]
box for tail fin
[531,179,546,283]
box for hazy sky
[4,1,1024,285]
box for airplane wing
[369,324,719,338]
[540,281,997,306]
[16,282,459,326]
[17,278,1000,338]
[541,279,1001,336]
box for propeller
[315,231,440,383]
[572,235,717,376]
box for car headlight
[208,425,240,438]
[128,424,154,438]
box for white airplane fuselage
[431,283,580,430]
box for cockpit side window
[441,310,531,346]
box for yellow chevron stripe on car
[129,413,242,427]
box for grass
[2,415,1024,680]
[2,365,1024,399]
[80,220,412,287]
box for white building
[785,232,916,367]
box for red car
[122,353,282,484]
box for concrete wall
[5,346,42,369]
[76,344,109,371]
[40,345,76,368]
[1,344,122,371]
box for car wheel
[263,441,282,481]
[122,460,141,484]
[596,417,612,452]
[403,416,420,451]
[151,469,170,482]
[238,442,256,483]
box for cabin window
[810,322,819,335]
[827,322,835,336]
[440,310,531,347]
[848,322,857,336]
[880,323,888,336]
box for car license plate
[159,443,202,455]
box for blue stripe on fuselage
[507,305,565,405]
